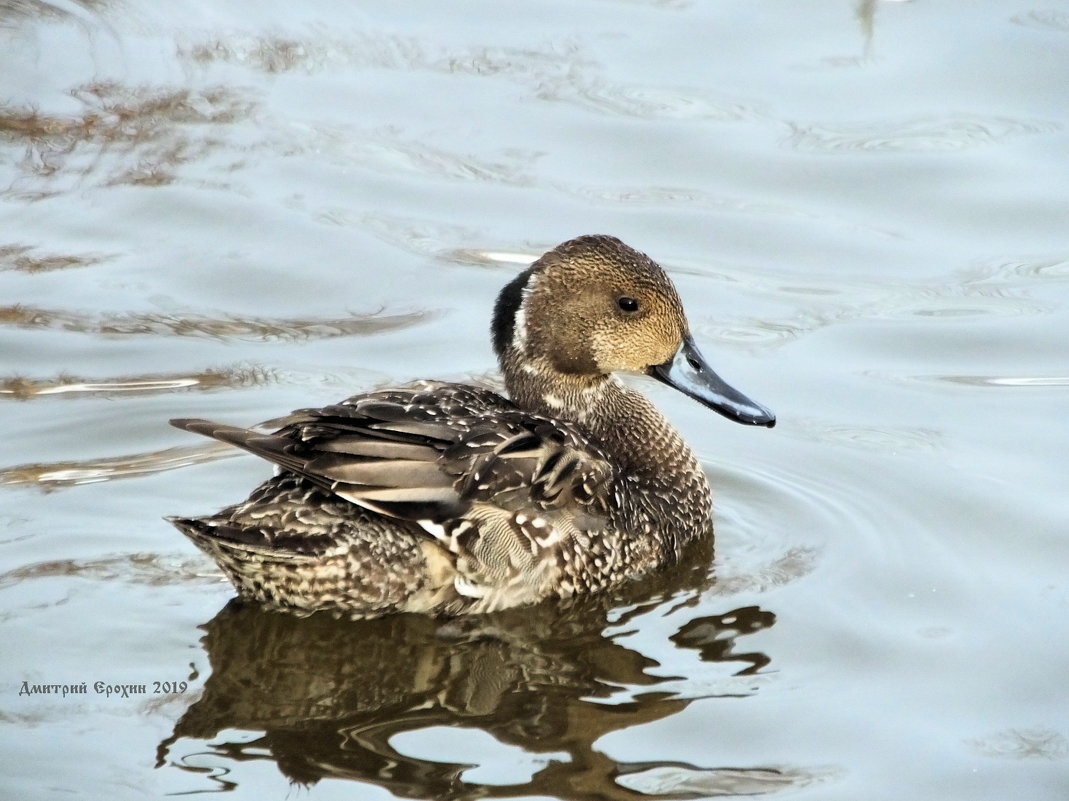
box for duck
[168,234,775,618]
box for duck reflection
[159,552,788,799]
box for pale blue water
[2,1,1068,799]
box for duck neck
[504,357,613,429]
[503,357,706,487]
[504,358,713,556]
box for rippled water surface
[3,1,1068,799]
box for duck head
[492,234,775,428]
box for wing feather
[171,382,616,596]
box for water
[2,1,1068,798]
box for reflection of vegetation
[0,244,109,273]
[855,0,879,53]
[0,82,250,144]
[158,559,797,799]
[0,444,237,490]
[0,304,433,340]
[0,366,273,401]
[0,82,253,192]
[177,32,587,77]
[0,0,113,24]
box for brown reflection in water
[805,1,919,68]
[851,0,884,62]
[0,82,252,194]
[0,365,274,400]
[177,32,587,79]
[0,0,112,24]
[0,243,109,273]
[0,444,236,490]
[0,304,433,341]
[158,555,791,799]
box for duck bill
[649,336,776,427]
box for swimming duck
[169,235,774,617]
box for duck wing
[173,382,617,610]
[171,382,614,530]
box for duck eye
[617,296,640,313]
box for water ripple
[178,31,589,80]
[0,444,238,490]
[706,459,831,596]
[178,31,756,127]
[0,304,434,341]
[967,727,1069,760]
[0,0,107,25]
[442,247,538,269]
[333,213,482,259]
[328,126,539,185]
[0,365,274,400]
[617,763,840,797]
[786,114,1059,154]
[796,419,945,453]
[563,184,901,239]
[0,364,387,401]
[966,254,1069,283]
[0,552,223,591]
[538,78,760,121]
[0,244,110,272]
[882,373,1069,389]
[699,270,1049,351]
[1010,9,1069,33]
[708,445,913,595]
[0,83,254,195]
[319,211,546,270]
